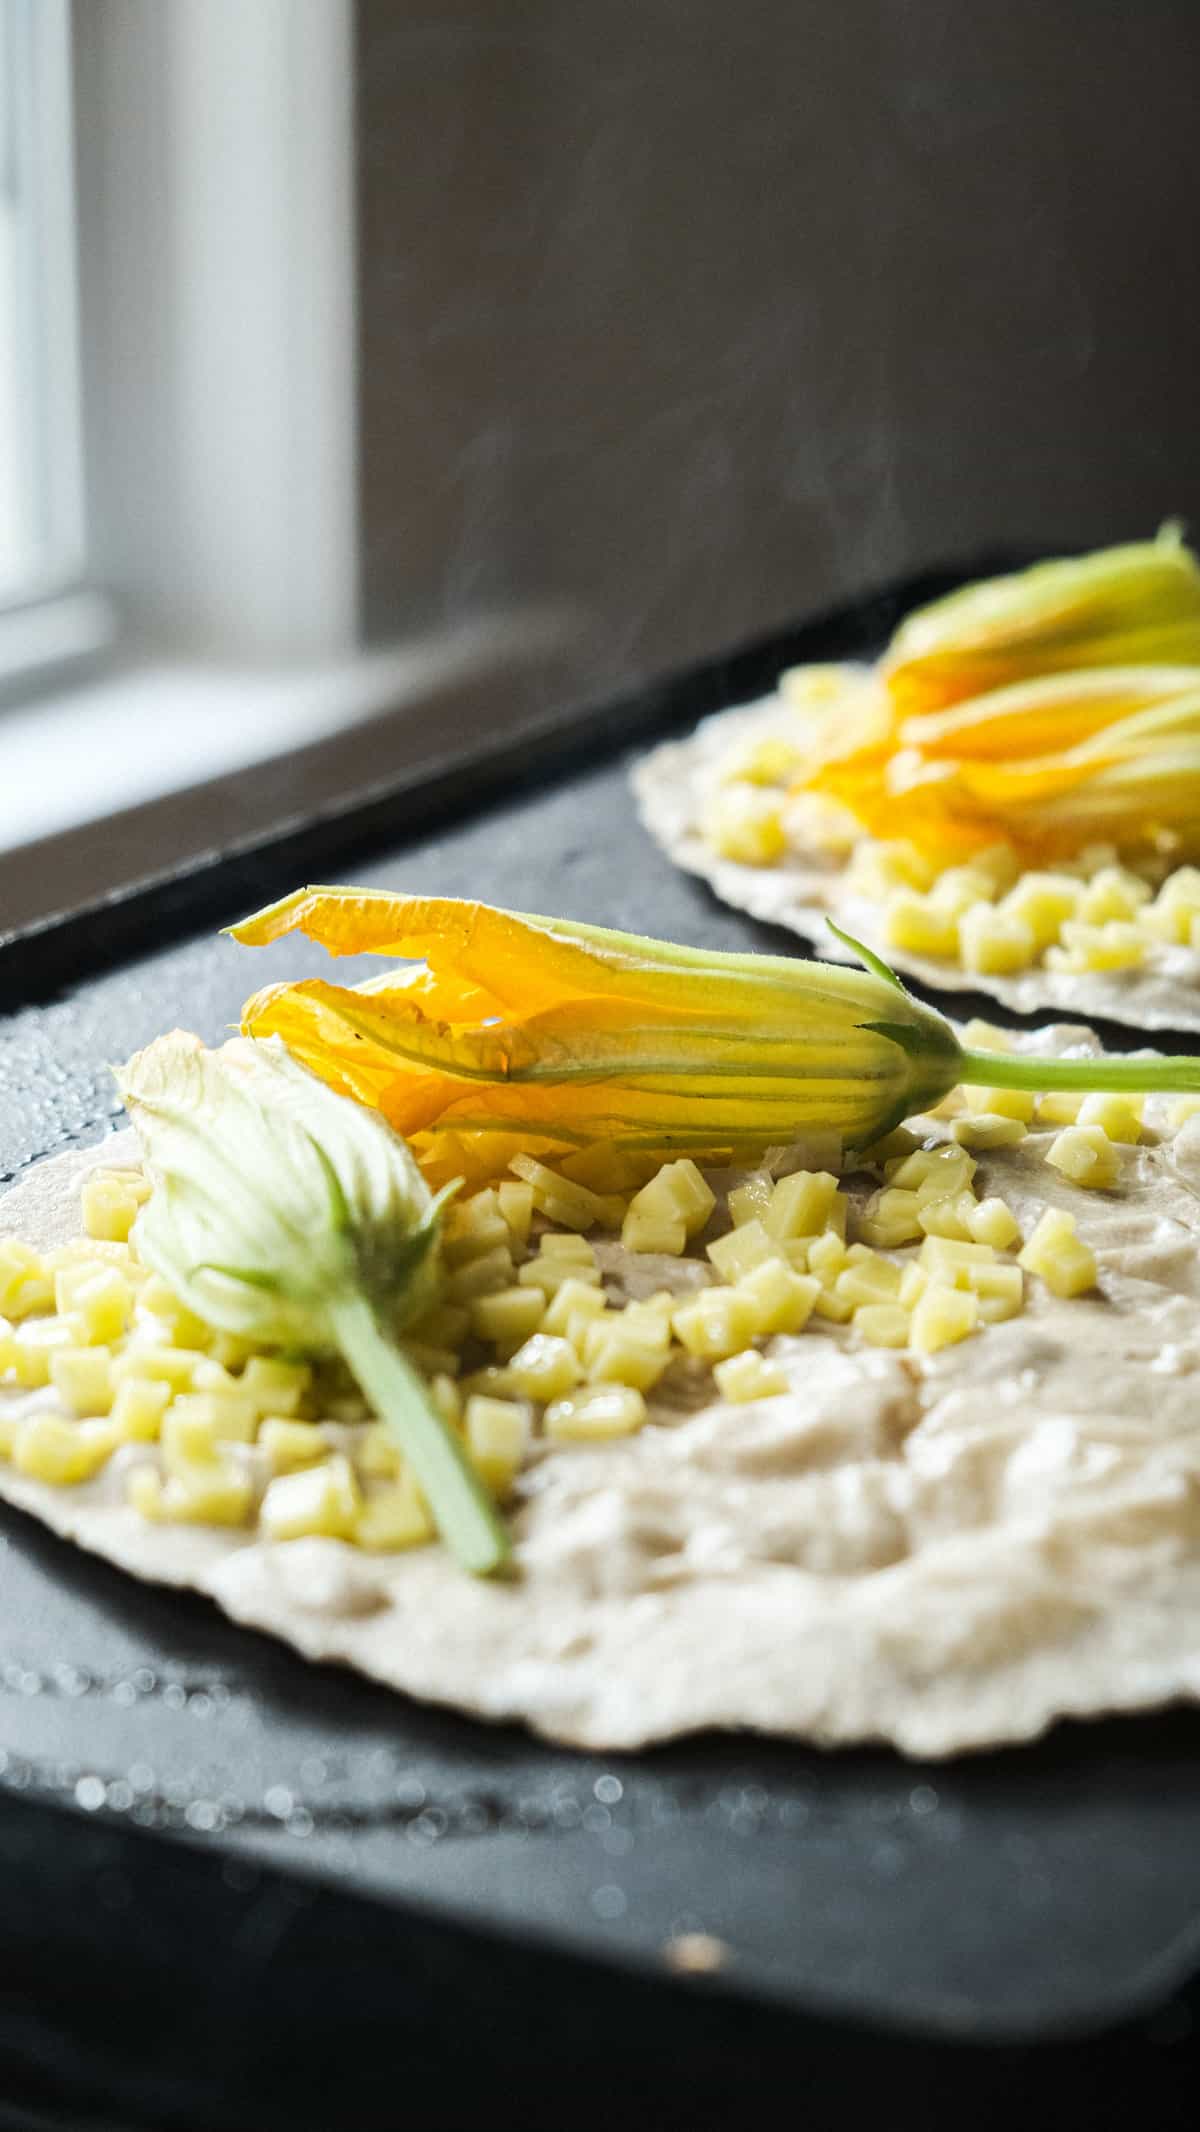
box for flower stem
[329,1290,510,1576]
[958,1047,1200,1097]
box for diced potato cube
[625,1161,714,1241]
[470,1285,546,1356]
[586,1321,672,1392]
[136,1275,210,1348]
[834,1256,902,1310]
[1000,872,1081,948]
[537,1231,597,1261]
[446,1244,516,1302]
[967,1197,1021,1250]
[853,1303,910,1348]
[1018,1207,1097,1297]
[355,1421,404,1479]
[706,1220,775,1283]
[260,1454,361,1542]
[763,1170,840,1242]
[702,785,786,864]
[860,1125,922,1166]
[1167,1094,1200,1131]
[910,1283,979,1354]
[53,1263,132,1345]
[401,1338,461,1380]
[409,1302,471,1352]
[497,1180,534,1252]
[736,1257,820,1336]
[846,836,939,898]
[8,1318,81,1387]
[0,1239,52,1318]
[242,1356,313,1417]
[156,1459,255,1528]
[161,1402,219,1471]
[960,1083,1036,1123]
[442,1189,511,1265]
[517,1254,602,1299]
[727,1175,773,1227]
[806,1231,848,1283]
[260,1419,329,1473]
[713,1350,789,1402]
[355,1474,435,1550]
[207,1330,259,1372]
[950,1113,1027,1151]
[1076,1093,1144,1144]
[13,1411,116,1485]
[1035,1090,1083,1127]
[812,1284,854,1323]
[110,1377,171,1442]
[959,905,1036,975]
[464,1395,529,1495]
[899,1263,927,1309]
[883,892,960,959]
[1145,865,1200,944]
[544,1384,649,1439]
[961,1261,1024,1320]
[930,865,1000,918]
[49,1345,114,1416]
[888,1144,976,1195]
[1045,1124,1119,1190]
[919,1236,995,1280]
[672,1288,759,1361]
[917,1191,979,1243]
[1077,865,1152,926]
[506,1333,582,1402]
[80,1172,139,1243]
[620,1205,687,1256]
[509,1156,613,1233]
[1046,921,1146,974]
[541,1277,607,1345]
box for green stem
[958,1047,1200,1096]
[328,1290,510,1577]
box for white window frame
[0,0,112,696]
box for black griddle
[2,565,1199,2132]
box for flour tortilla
[634,692,1200,1033]
[5,1047,1200,1760]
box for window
[0,0,83,607]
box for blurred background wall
[358,0,1200,702]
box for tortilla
[5,1044,1200,1759]
[634,692,1200,1033]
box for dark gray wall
[358,0,1200,695]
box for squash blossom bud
[116,1031,508,1574]
[229,890,1200,1181]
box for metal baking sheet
[2,571,1199,2124]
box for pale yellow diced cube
[834,1256,903,1310]
[409,1303,471,1354]
[537,1231,597,1262]
[860,1125,922,1166]
[706,1220,776,1283]
[517,1253,602,1299]
[967,1196,1021,1251]
[541,1277,607,1345]
[961,1083,1036,1123]
[620,1203,687,1256]
[241,1355,313,1417]
[544,1385,648,1440]
[672,1287,759,1362]
[469,1285,546,1356]
[812,1285,855,1323]
[1035,1090,1083,1128]
[1077,865,1152,926]
[713,1350,789,1402]
[260,1454,361,1542]
[763,1170,840,1242]
[585,1321,672,1393]
[853,1302,910,1348]
[13,1411,117,1485]
[1167,1094,1200,1131]
[1000,872,1081,949]
[446,1244,516,1303]
[899,1263,927,1309]
[625,1161,714,1240]
[736,1257,820,1336]
[958,904,1036,974]
[136,1275,211,1348]
[109,1376,171,1443]
[54,1263,132,1345]
[155,1460,254,1528]
[80,1172,139,1243]
[857,1185,924,1248]
[509,1156,613,1234]
[355,1473,435,1550]
[919,1236,996,1281]
[727,1176,773,1228]
[259,1419,330,1473]
[1145,865,1200,944]
[962,1261,1024,1321]
[49,1345,114,1416]
[889,1144,976,1196]
[1076,1092,1144,1143]
[917,1191,979,1243]
[883,892,960,960]
[1018,1207,1097,1297]
[1046,921,1146,974]
[845,836,939,898]
[497,1180,534,1253]
[506,1333,582,1402]
[464,1395,529,1496]
[1045,1124,1119,1190]
[442,1189,511,1266]
[8,1318,81,1387]
[401,1338,461,1381]
[0,1239,52,1318]
[930,865,999,919]
[969,844,1022,895]
[806,1231,848,1283]
[951,1113,1027,1151]
[909,1283,979,1354]
[702,785,786,865]
[355,1421,404,1479]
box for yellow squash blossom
[230,889,1200,1184]
[790,532,1200,866]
